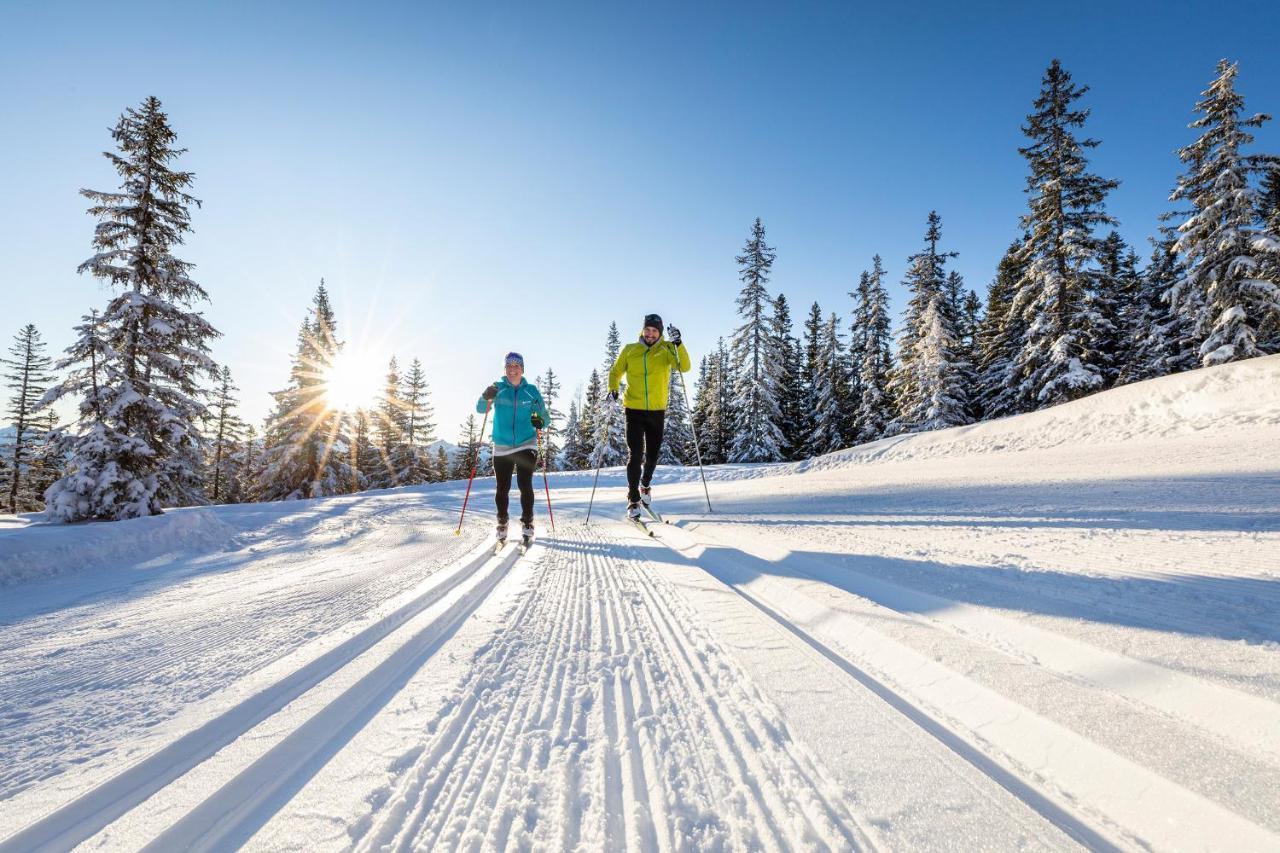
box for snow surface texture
[1,355,1278,850]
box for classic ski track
[650,518,1280,851]
[0,538,505,853]
[353,523,869,852]
[676,516,1280,769]
[0,522,476,802]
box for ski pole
[455,403,491,535]
[676,359,713,513]
[538,428,556,532]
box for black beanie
[643,313,663,331]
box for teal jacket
[475,377,550,453]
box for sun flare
[323,349,380,412]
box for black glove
[530,412,545,429]
[608,390,619,402]
[482,384,499,401]
[667,324,682,346]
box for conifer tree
[25,409,64,509]
[593,326,627,467]
[434,445,450,482]
[846,274,870,442]
[44,98,220,521]
[4,324,55,513]
[975,240,1028,418]
[373,357,409,487]
[800,302,824,456]
[660,367,695,465]
[1009,60,1120,409]
[452,414,482,480]
[1093,231,1143,385]
[400,358,435,483]
[560,398,584,470]
[1167,59,1280,365]
[206,366,245,503]
[256,282,351,500]
[729,218,785,462]
[808,312,848,455]
[889,212,969,431]
[537,367,563,470]
[1121,234,1187,383]
[853,256,895,443]
[235,423,260,502]
[770,293,805,459]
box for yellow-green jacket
[608,335,692,411]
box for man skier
[607,314,691,520]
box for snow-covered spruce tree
[898,296,973,432]
[974,240,1028,419]
[451,414,482,481]
[728,218,785,462]
[771,293,806,460]
[808,312,849,456]
[4,324,55,512]
[256,282,351,500]
[237,424,261,500]
[1167,59,1280,366]
[853,256,895,443]
[1009,60,1120,410]
[537,367,563,470]
[372,356,408,488]
[888,211,970,433]
[846,273,870,441]
[43,99,220,521]
[560,398,583,470]
[205,366,245,503]
[400,358,435,483]
[573,371,604,470]
[433,445,450,482]
[348,409,376,492]
[1120,234,1189,383]
[800,302,824,457]
[943,269,979,415]
[1093,231,1143,385]
[593,324,628,467]
[689,356,714,463]
[660,367,695,465]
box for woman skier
[477,352,550,545]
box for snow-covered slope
[1,357,1277,851]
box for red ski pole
[455,403,491,535]
[538,428,556,532]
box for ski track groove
[349,523,870,852]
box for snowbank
[0,507,239,587]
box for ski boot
[495,519,508,554]
[520,522,535,551]
[639,485,652,507]
[627,501,642,521]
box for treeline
[4,57,1279,519]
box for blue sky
[4,1,1279,434]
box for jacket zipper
[643,347,650,409]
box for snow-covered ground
[1,356,1278,851]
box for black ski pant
[625,408,665,503]
[494,449,538,526]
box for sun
[323,349,380,412]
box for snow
[2,356,1279,850]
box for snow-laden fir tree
[728,218,785,462]
[808,312,849,456]
[205,366,245,503]
[853,256,895,443]
[1008,60,1120,410]
[800,302,824,456]
[943,269,979,416]
[572,372,604,470]
[660,367,695,465]
[451,414,484,481]
[537,367,563,470]
[560,398,583,470]
[238,424,261,500]
[888,211,969,432]
[1167,59,1280,366]
[1093,231,1143,385]
[771,293,806,460]
[4,324,55,513]
[845,274,870,442]
[373,356,409,487]
[1120,234,1188,383]
[434,445,450,483]
[593,324,628,467]
[975,240,1028,419]
[691,339,733,464]
[256,282,352,500]
[43,99,220,521]
[400,358,435,483]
